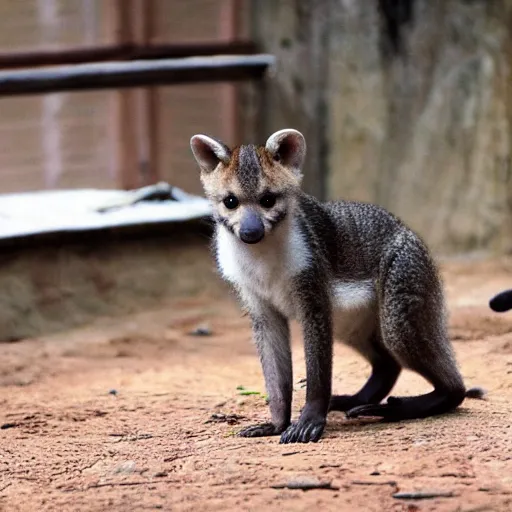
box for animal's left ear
[265,129,306,175]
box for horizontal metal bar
[0,54,275,97]
[0,41,259,70]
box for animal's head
[190,129,306,245]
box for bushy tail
[489,289,512,313]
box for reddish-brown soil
[1,257,511,511]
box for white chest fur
[215,221,311,318]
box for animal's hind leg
[329,337,401,412]
[347,338,466,421]
[347,252,466,421]
[328,298,400,412]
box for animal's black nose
[240,229,264,244]
[239,212,265,244]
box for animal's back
[297,193,416,281]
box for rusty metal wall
[0,0,248,195]
[151,0,248,195]
[0,0,115,193]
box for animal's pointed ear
[190,134,231,173]
[265,129,306,174]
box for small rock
[154,471,168,478]
[271,477,339,491]
[113,461,137,475]
[1,422,18,430]
[108,389,118,396]
[205,413,245,425]
[188,325,212,336]
[393,491,454,500]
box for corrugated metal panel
[156,83,233,195]
[0,0,110,50]
[152,0,248,195]
[152,0,222,43]
[0,0,115,194]
[0,0,249,195]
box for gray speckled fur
[297,193,460,386]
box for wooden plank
[0,41,258,70]
[0,56,275,97]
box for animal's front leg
[238,299,292,438]
[280,270,332,444]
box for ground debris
[107,433,153,442]
[1,422,18,430]
[352,480,398,488]
[205,413,246,425]
[393,490,455,500]
[271,477,339,491]
[297,378,307,388]
[188,325,212,336]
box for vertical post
[37,0,63,189]
[134,0,159,185]
[108,0,141,190]
[249,0,268,144]
[103,1,118,184]
[219,0,241,145]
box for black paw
[346,403,389,419]
[346,399,404,421]
[279,417,326,444]
[237,422,284,438]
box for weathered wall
[0,225,225,341]
[252,0,512,255]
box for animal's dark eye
[259,193,277,208]
[223,194,239,210]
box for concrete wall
[252,0,512,255]
[0,224,225,341]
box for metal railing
[0,54,275,96]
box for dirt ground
[1,257,511,511]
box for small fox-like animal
[190,128,484,444]
[489,289,512,313]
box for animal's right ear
[190,135,231,173]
